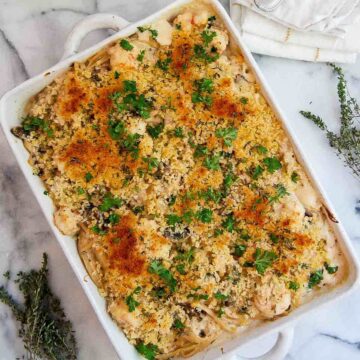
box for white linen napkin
[230,0,360,63]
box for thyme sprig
[300,63,360,179]
[0,254,77,360]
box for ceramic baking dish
[1,1,359,359]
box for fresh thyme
[300,63,360,179]
[0,254,77,360]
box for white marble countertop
[0,1,359,359]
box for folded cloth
[232,0,360,36]
[230,1,360,63]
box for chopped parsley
[176,264,186,275]
[137,49,146,62]
[251,165,264,180]
[22,116,53,137]
[198,187,223,204]
[114,70,120,79]
[288,281,300,291]
[194,44,219,63]
[173,127,184,138]
[108,213,120,225]
[119,39,133,51]
[240,97,248,104]
[207,15,216,27]
[91,225,106,235]
[201,30,217,46]
[194,144,208,158]
[223,170,237,192]
[156,57,172,71]
[203,153,221,170]
[214,291,229,301]
[195,208,213,223]
[268,184,289,203]
[99,193,123,212]
[147,122,164,139]
[172,319,185,330]
[192,78,214,106]
[168,195,176,206]
[325,263,338,274]
[254,145,268,154]
[269,233,279,244]
[135,342,158,360]
[253,248,277,275]
[108,119,125,140]
[123,79,137,93]
[222,214,236,232]
[291,171,300,183]
[215,127,238,146]
[123,133,141,159]
[175,248,195,263]
[142,156,160,171]
[166,214,183,226]
[77,187,85,195]
[125,286,141,312]
[137,26,158,39]
[234,244,247,257]
[263,157,282,173]
[148,260,177,292]
[85,172,93,182]
[308,269,324,288]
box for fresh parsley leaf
[182,210,194,224]
[85,172,93,182]
[201,30,217,46]
[195,78,214,93]
[325,262,338,274]
[175,248,195,263]
[173,318,185,330]
[308,269,324,288]
[156,57,172,71]
[215,127,238,146]
[99,193,123,212]
[142,157,160,171]
[77,187,85,195]
[125,294,140,312]
[253,248,277,275]
[234,244,247,257]
[240,97,248,104]
[195,208,213,223]
[194,44,219,63]
[254,145,268,154]
[223,171,237,192]
[207,15,216,27]
[291,171,300,183]
[147,122,164,139]
[123,133,141,159]
[251,165,264,180]
[168,195,176,206]
[176,264,186,275]
[135,342,159,360]
[123,80,137,93]
[198,187,223,204]
[214,228,224,237]
[203,153,221,170]
[114,70,120,79]
[137,49,146,62]
[166,214,182,226]
[120,39,133,51]
[192,92,212,106]
[214,291,229,301]
[222,214,236,232]
[268,184,289,203]
[137,26,158,39]
[263,157,282,173]
[108,120,125,140]
[108,213,120,225]
[91,225,107,235]
[269,233,279,244]
[217,307,225,318]
[148,260,177,292]
[288,281,300,291]
[21,116,54,137]
[194,144,208,158]
[174,127,184,138]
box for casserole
[0,0,359,359]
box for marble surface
[0,1,359,359]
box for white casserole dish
[0,1,359,359]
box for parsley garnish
[291,171,300,183]
[215,127,238,146]
[173,127,185,138]
[194,144,208,158]
[192,78,214,106]
[195,208,213,223]
[135,342,159,360]
[85,172,93,182]
[253,248,277,275]
[214,291,229,301]
[222,214,236,232]
[288,281,300,291]
[254,144,268,154]
[198,187,223,204]
[251,165,264,180]
[108,120,125,140]
[148,260,177,292]
[123,133,141,159]
[21,116,53,137]
[147,122,164,139]
[268,184,289,203]
[269,233,279,244]
[137,49,146,62]
[175,248,195,263]
[201,30,217,46]
[194,44,219,63]
[156,57,172,71]
[263,157,282,173]
[123,79,137,93]
[176,264,186,275]
[91,225,107,235]
[234,244,247,257]
[203,153,221,170]
[108,213,120,224]
[168,195,176,206]
[99,193,123,212]
[114,70,120,79]
[166,214,182,226]
[325,262,338,274]
[137,26,158,39]
[120,39,133,51]
[240,97,248,104]
[173,319,185,330]
[142,156,160,171]
[223,170,237,192]
[308,269,324,288]
[125,286,141,312]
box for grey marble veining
[0,0,359,359]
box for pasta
[12,1,347,358]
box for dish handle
[61,13,130,60]
[222,327,294,360]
